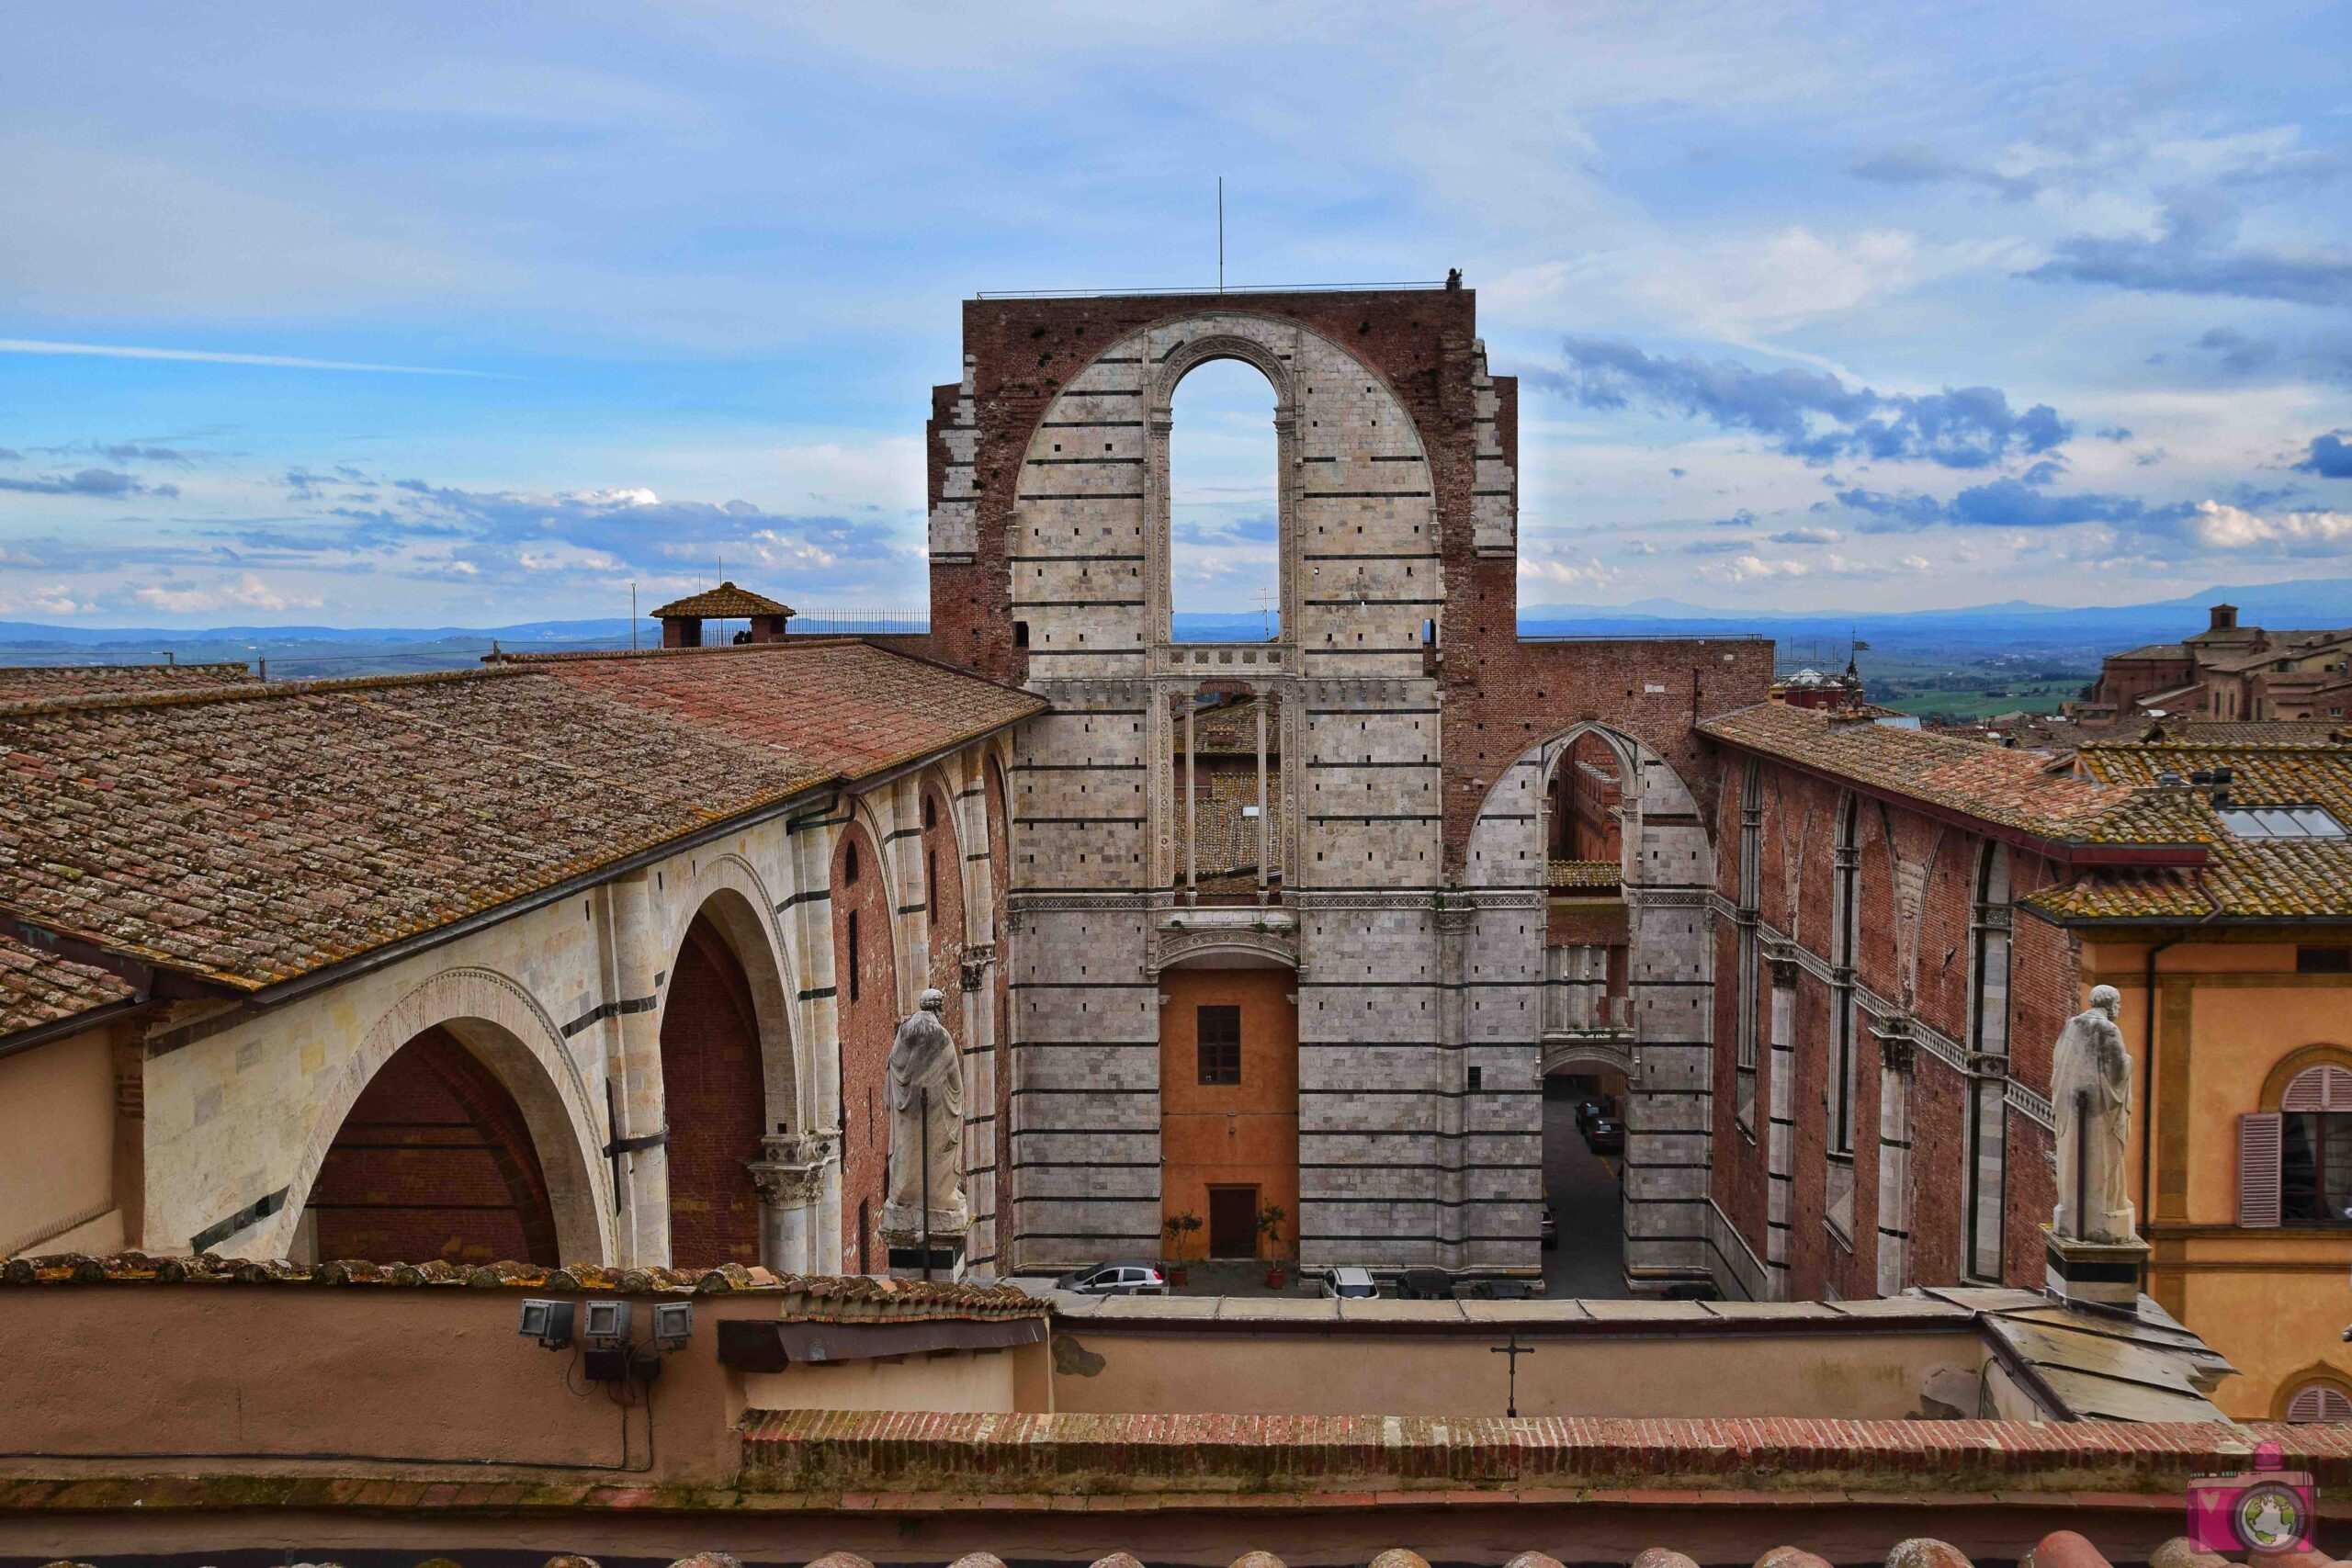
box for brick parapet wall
[740,1409,2352,1497]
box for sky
[4,1,2351,628]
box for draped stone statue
[881,987,968,1241]
[2051,985,2135,1245]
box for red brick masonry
[740,1410,2352,1500]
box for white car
[1319,1266,1380,1300]
[1054,1261,1168,1296]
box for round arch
[653,856,802,1134]
[2272,1361,2352,1421]
[2261,1043,2352,1110]
[1464,718,1713,893]
[1080,310,1435,660]
[1542,1037,1634,1080]
[280,966,612,1265]
[916,761,973,996]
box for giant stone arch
[925,285,1771,1287]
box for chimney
[2211,603,2239,632]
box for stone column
[1764,949,1799,1301]
[1432,898,1477,1269]
[747,1130,837,1276]
[1873,1018,1915,1296]
[604,872,673,1269]
[958,941,998,1274]
[1183,696,1197,902]
[1254,696,1270,903]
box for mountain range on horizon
[2,576,2347,656]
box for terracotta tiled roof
[1701,705,2204,849]
[0,931,133,1036]
[0,647,1042,995]
[1548,858,1622,890]
[0,661,254,704]
[0,1541,2252,1568]
[2030,741,2352,922]
[526,640,1039,779]
[2143,718,2352,745]
[648,580,793,619]
[0,1250,1042,1318]
[2109,642,2188,661]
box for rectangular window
[2298,947,2352,974]
[846,909,861,1003]
[1197,1004,1242,1085]
[2282,1112,2352,1224]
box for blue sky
[4,2,2350,626]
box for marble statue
[882,987,969,1241]
[2051,984,2136,1244]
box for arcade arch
[1468,719,1720,1293]
[285,969,609,1268]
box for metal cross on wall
[1490,1332,1535,1418]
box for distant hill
[1513,578,2352,658]
[5,579,2346,677]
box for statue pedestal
[881,1230,965,1281]
[2043,1225,2149,1309]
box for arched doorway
[1466,719,1720,1293]
[1540,1041,1633,1300]
[301,1025,561,1266]
[659,911,768,1269]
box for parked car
[1585,1115,1625,1155]
[1396,1267,1456,1301]
[1319,1266,1380,1300]
[1540,1208,1558,1250]
[1053,1261,1168,1296]
[1574,1096,1614,1134]
[1471,1277,1534,1301]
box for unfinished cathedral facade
[926,285,1773,1284]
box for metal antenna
[1217,176,1225,293]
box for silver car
[1319,1266,1380,1300]
[1054,1261,1168,1296]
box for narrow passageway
[1542,1081,1632,1300]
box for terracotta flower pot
[1266,1266,1287,1289]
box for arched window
[2242,1061,2352,1226]
[2286,1380,2352,1422]
[1168,358,1280,641]
[1734,760,1762,1129]
[1830,795,1861,1156]
[1965,843,2013,1280]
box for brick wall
[832,819,899,1274]
[310,1026,556,1266]
[1708,747,2079,1299]
[658,916,765,1269]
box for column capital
[747,1130,836,1207]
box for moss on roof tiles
[0,645,1043,994]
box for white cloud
[131,572,322,614]
[2182,500,2352,551]
[1517,556,1617,594]
[0,583,96,616]
[1701,551,1933,584]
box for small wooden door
[1208,1185,1259,1258]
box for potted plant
[1161,1212,1201,1287]
[1257,1202,1289,1290]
